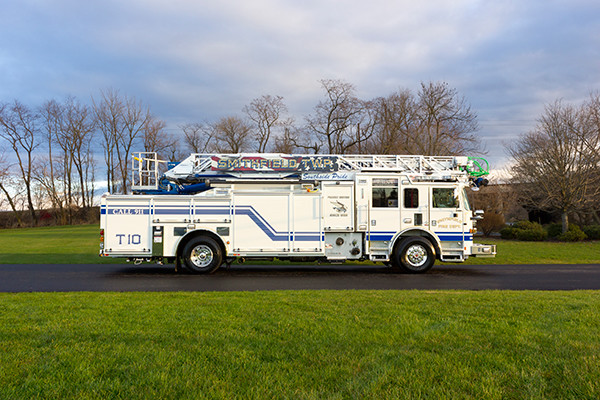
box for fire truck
[99,152,496,273]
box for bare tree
[33,155,65,224]
[117,96,151,193]
[305,79,370,154]
[508,100,600,232]
[578,92,600,224]
[0,100,40,223]
[63,97,96,208]
[243,95,288,153]
[93,89,150,194]
[143,116,186,167]
[162,135,186,162]
[367,89,416,154]
[143,116,176,158]
[212,116,251,153]
[39,100,65,217]
[287,126,323,154]
[413,82,480,155]
[181,122,214,153]
[346,100,378,154]
[579,92,600,158]
[272,124,299,154]
[52,102,76,216]
[93,89,123,193]
[0,150,23,226]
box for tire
[393,237,435,274]
[181,236,222,274]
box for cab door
[368,176,400,242]
[429,186,465,252]
[400,184,428,231]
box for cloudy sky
[2,0,599,168]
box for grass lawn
[451,238,600,265]
[1,224,599,265]
[0,225,120,264]
[0,290,598,399]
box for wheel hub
[190,245,214,268]
[405,244,427,267]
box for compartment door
[103,198,153,255]
[322,182,354,231]
[233,193,290,252]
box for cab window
[372,178,398,208]
[403,188,419,208]
[432,188,458,208]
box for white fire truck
[99,152,496,273]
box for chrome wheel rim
[190,245,213,268]
[405,244,427,268]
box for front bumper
[471,243,496,258]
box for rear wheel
[393,237,435,273]
[181,236,222,274]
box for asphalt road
[1,263,600,292]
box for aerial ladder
[131,152,489,194]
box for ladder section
[336,154,468,174]
[164,153,471,180]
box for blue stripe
[368,232,395,241]
[293,234,323,241]
[239,206,286,237]
[235,206,305,242]
[435,232,473,241]
[366,231,473,242]
[102,204,473,244]
[104,204,320,242]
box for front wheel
[393,237,435,273]
[181,236,222,274]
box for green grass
[1,225,599,265]
[0,225,120,264]
[451,238,600,265]
[0,290,598,399]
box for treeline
[1,82,599,234]
[473,93,600,235]
[0,80,481,227]
[507,94,600,233]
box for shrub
[478,212,505,236]
[546,223,563,238]
[558,224,587,242]
[516,227,548,241]
[512,220,539,230]
[582,225,600,240]
[500,226,517,239]
[500,221,547,241]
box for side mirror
[472,209,484,220]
